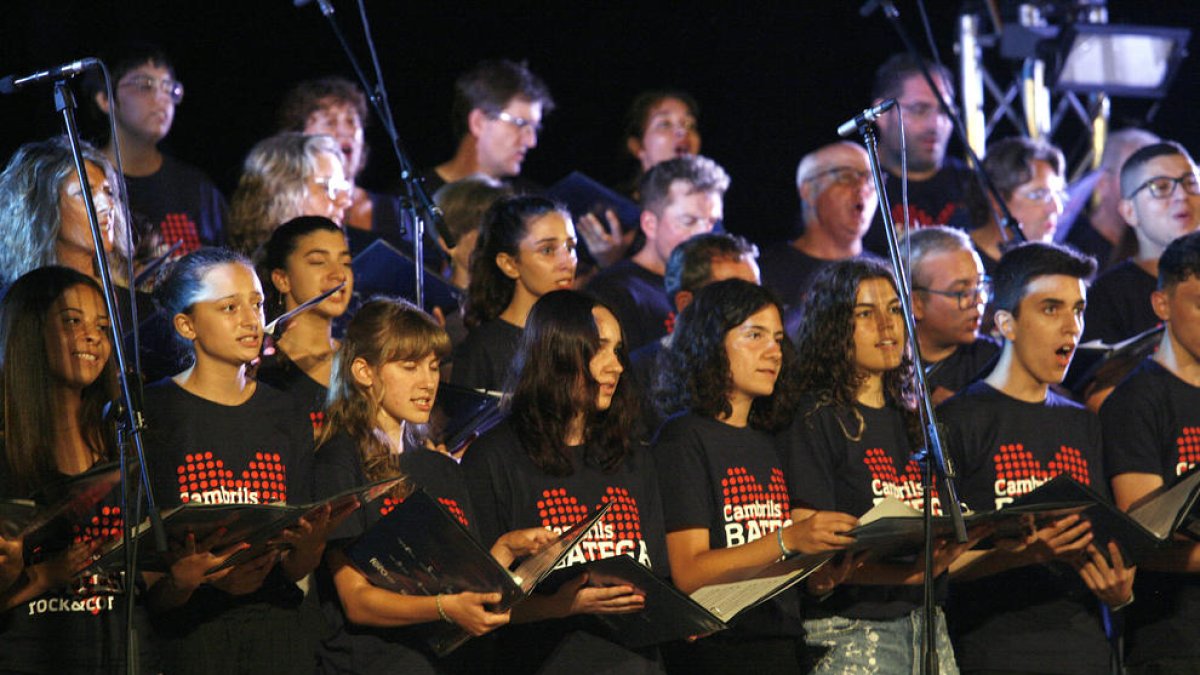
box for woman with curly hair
[0,137,129,288]
[312,297,552,674]
[451,195,577,391]
[227,133,351,255]
[779,258,972,673]
[462,290,669,673]
[651,278,857,673]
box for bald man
[760,141,881,333]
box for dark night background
[2,1,1197,247]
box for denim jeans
[804,608,958,675]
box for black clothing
[1082,260,1159,346]
[923,335,1000,398]
[463,420,669,674]
[141,379,317,674]
[864,158,978,257]
[256,350,329,438]
[125,154,228,254]
[1101,359,1200,667]
[450,318,522,393]
[939,382,1110,675]
[585,259,673,353]
[778,396,933,620]
[313,431,481,674]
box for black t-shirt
[462,420,668,674]
[923,335,1000,398]
[938,382,1109,675]
[0,470,158,673]
[256,350,329,438]
[1064,212,1116,275]
[864,157,978,257]
[1082,260,1159,346]
[450,318,523,393]
[124,154,228,254]
[1101,358,1200,665]
[759,246,884,338]
[312,431,481,675]
[652,413,803,639]
[778,396,934,620]
[141,379,314,629]
[585,259,673,353]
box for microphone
[0,58,100,95]
[837,98,898,138]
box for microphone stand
[865,0,1026,245]
[305,0,448,308]
[848,114,968,675]
[52,79,166,675]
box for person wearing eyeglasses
[1082,141,1200,353]
[585,155,729,352]
[862,53,979,256]
[227,133,352,256]
[903,226,1000,404]
[969,136,1069,274]
[86,43,228,259]
[760,141,881,335]
[419,60,554,196]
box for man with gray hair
[586,154,729,351]
[760,141,879,331]
[905,226,1000,403]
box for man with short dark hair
[586,155,729,351]
[1084,141,1200,347]
[939,242,1134,675]
[863,53,977,255]
[1065,128,1160,272]
[88,42,227,256]
[1103,230,1200,673]
[420,60,554,195]
[904,226,999,403]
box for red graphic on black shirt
[720,467,790,546]
[73,505,123,546]
[175,451,287,504]
[378,495,469,528]
[538,487,651,567]
[664,311,677,335]
[891,204,957,230]
[160,213,202,256]
[310,411,326,436]
[1176,426,1200,476]
[992,443,1089,508]
[863,447,941,513]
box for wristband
[1110,591,1134,612]
[776,527,795,559]
[436,594,455,624]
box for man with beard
[862,54,977,255]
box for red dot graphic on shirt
[438,498,470,528]
[862,448,939,506]
[992,443,1090,491]
[1177,427,1200,475]
[174,451,287,504]
[720,467,792,517]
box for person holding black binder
[312,297,554,674]
[452,196,578,392]
[256,216,354,437]
[939,242,1134,674]
[0,266,158,672]
[1103,231,1200,673]
[140,248,341,674]
[779,259,974,674]
[652,278,858,673]
[463,290,670,673]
